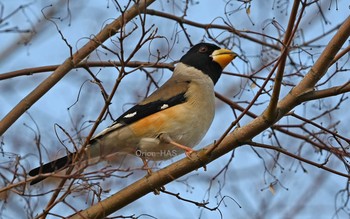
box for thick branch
[275,16,350,120]
[0,0,156,136]
[299,81,350,102]
[70,16,350,219]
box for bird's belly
[130,97,215,160]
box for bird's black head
[180,43,236,84]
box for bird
[28,43,237,184]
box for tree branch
[275,16,350,120]
[0,0,156,136]
[249,141,350,178]
[69,16,350,218]
[265,0,301,120]
[0,61,174,81]
[145,9,281,50]
[299,81,350,102]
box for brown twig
[248,141,350,178]
[265,0,301,120]
[0,61,174,81]
[145,9,281,50]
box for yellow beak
[211,48,238,69]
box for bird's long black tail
[29,152,76,185]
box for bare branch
[0,0,156,135]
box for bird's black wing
[115,92,187,126]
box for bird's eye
[198,46,208,53]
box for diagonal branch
[274,16,350,120]
[69,15,350,219]
[0,0,156,136]
[265,0,301,120]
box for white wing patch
[123,111,137,118]
[160,104,169,110]
[93,122,124,138]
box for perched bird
[29,43,237,184]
